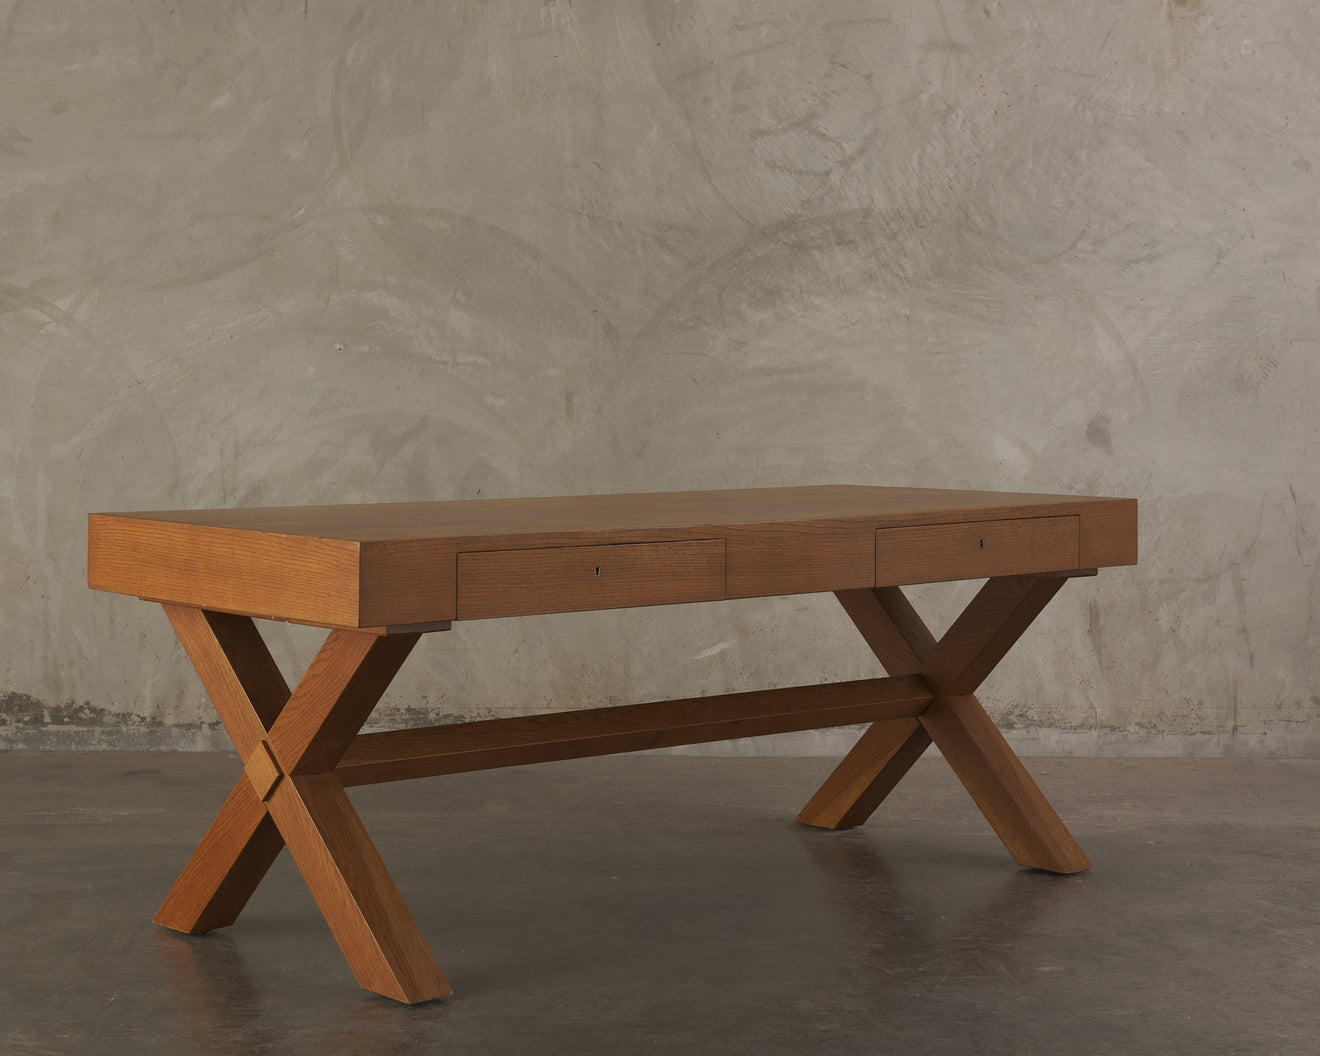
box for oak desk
[87,484,1137,1003]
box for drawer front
[875,516,1080,586]
[456,539,725,619]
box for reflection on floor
[3,752,1317,1055]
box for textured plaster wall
[2,1,1318,755]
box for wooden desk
[87,485,1137,1003]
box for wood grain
[793,588,939,829]
[1078,497,1138,569]
[337,674,935,786]
[266,771,451,1003]
[875,516,1079,587]
[244,740,282,802]
[162,605,291,759]
[799,580,1093,874]
[835,586,934,675]
[88,485,1130,542]
[919,576,1067,696]
[268,631,420,775]
[869,582,1092,874]
[90,485,1137,627]
[153,608,296,935]
[358,538,458,628]
[91,519,362,627]
[154,614,449,1002]
[456,539,725,620]
[153,777,286,934]
[725,523,873,598]
[103,486,1138,1000]
[919,693,1092,874]
[795,718,932,829]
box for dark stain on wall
[1086,414,1113,455]
[1,691,167,730]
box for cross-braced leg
[155,608,451,1002]
[800,578,1092,875]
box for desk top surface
[88,485,1137,628]
[92,484,1122,541]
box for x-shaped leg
[798,575,1092,875]
[151,575,1088,1003]
[152,605,451,1003]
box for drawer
[875,516,1079,586]
[456,539,725,620]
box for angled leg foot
[154,777,286,933]
[796,718,930,829]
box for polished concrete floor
[2,751,1318,1055]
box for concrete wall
[3,1,1317,755]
